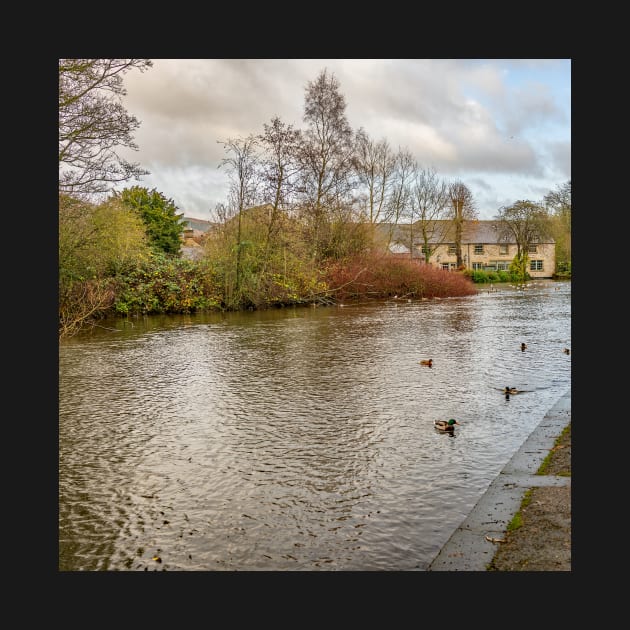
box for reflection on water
[59,280,571,571]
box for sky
[117,59,571,221]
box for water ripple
[59,280,570,571]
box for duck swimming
[420,359,433,367]
[520,343,527,352]
[434,419,460,431]
[503,386,519,395]
[563,348,570,355]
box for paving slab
[425,388,571,571]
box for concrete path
[425,388,571,571]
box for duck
[420,359,433,367]
[563,348,570,355]
[520,343,527,352]
[503,386,519,395]
[434,419,460,431]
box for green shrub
[113,252,222,315]
[465,269,522,284]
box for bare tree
[447,181,478,268]
[210,201,233,224]
[59,59,152,198]
[353,129,397,226]
[385,148,417,250]
[296,69,355,261]
[218,135,260,299]
[495,200,551,280]
[257,117,302,275]
[410,167,451,263]
[544,180,571,217]
[59,279,116,339]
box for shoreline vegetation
[60,249,476,338]
[59,241,571,340]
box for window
[486,261,509,271]
[441,263,450,270]
[472,262,483,271]
[421,245,431,256]
[528,245,538,253]
[530,260,543,271]
[474,244,484,254]
[499,244,509,255]
[448,244,456,254]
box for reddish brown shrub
[322,252,476,302]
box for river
[59,279,571,571]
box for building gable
[182,216,214,232]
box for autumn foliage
[322,251,477,302]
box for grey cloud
[546,140,571,180]
[118,59,569,219]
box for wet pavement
[425,388,571,571]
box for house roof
[385,220,554,245]
[389,242,410,254]
[182,216,214,232]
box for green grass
[536,423,571,476]
[506,489,533,533]
[486,489,532,569]
[486,423,571,570]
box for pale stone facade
[386,220,556,279]
[425,240,555,279]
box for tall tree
[410,167,450,263]
[385,148,416,250]
[117,186,185,256]
[296,69,355,261]
[257,117,302,276]
[543,180,571,273]
[495,200,551,280]
[218,135,260,301]
[353,129,396,226]
[447,181,477,268]
[59,59,152,198]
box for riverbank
[426,388,571,571]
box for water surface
[59,280,571,570]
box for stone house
[180,216,215,261]
[181,217,214,242]
[385,220,555,279]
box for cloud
[118,59,570,219]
